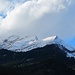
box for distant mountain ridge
[0,35,75,58]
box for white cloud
[0,0,9,12]
[0,0,27,18]
[0,0,74,41]
[0,16,3,24]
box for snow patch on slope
[43,36,57,41]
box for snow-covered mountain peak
[23,35,38,42]
[3,35,20,43]
[43,36,58,42]
[0,35,75,52]
[0,35,39,52]
[3,35,38,43]
[0,35,75,58]
[52,37,75,51]
[41,36,59,47]
[42,35,74,51]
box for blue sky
[0,0,75,47]
[0,12,6,18]
[66,37,75,47]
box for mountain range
[0,35,75,57]
[0,35,75,75]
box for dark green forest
[0,44,75,75]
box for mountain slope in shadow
[0,44,75,75]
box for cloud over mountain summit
[0,0,74,41]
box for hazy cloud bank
[0,0,74,41]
